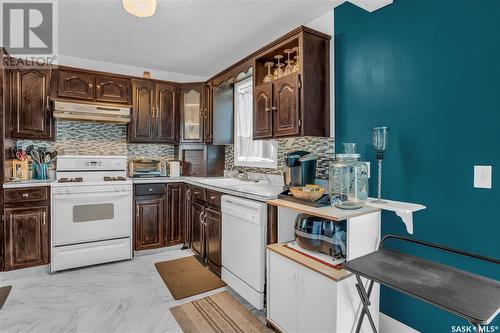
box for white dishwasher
[221,195,267,310]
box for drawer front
[191,186,206,202]
[206,190,221,209]
[135,184,165,196]
[4,187,49,204]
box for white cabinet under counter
[265,199,382,333]
[267,244,380,333]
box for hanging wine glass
[292,47,300,73]
[263,62,274,83]
[284,49,294,75]
[273,55,284,79]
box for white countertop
[132,176,284,201]
[3,176,285,201]
[3,179,54,189]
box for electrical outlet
[474,165,492,189]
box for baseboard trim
[380,313,420,333]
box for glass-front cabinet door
[181,84,204,142]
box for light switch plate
[474,165,492,189]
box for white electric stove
[50,155,132,272]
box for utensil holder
[34,163,49,180]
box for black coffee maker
[284,151,317,187]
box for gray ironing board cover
[343,249,500,325]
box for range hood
[53,101,131,124]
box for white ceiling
[58,0,342,79]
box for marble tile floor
[0,247,266,333]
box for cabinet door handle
[299,276,305,298]
[292,270,297,292]
[271,106,278,111]
[42,212,46,225]
[264,107,271,112]
[46,96,50,109]
[186,188,191,200]
[210,195,216,200]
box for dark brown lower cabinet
[133,183,185,251]
[190,201,205,257]
[134,195,165,250]
[189,188,222,275]
[205,208,221,273]
[166,183,184,246]
[2,187,50,271]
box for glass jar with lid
[329,143,369,209]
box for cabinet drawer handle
[148,188,153,192]
[22,193,29,198]
[210,195,216,200]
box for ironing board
[343,235,500,333]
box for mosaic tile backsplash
[225,137,335,179]
[16,120,175,164]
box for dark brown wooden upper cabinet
[180,83,204,143]
[155,83,178,144]
[57,70,95,101]
[11,67,53,140]
[253,82,273,139]
[95,75,131,104]
[252,26,330,138]
[129,80,155,143]
[273,73,300,137]
[211,82,234,145]
[203,84,213,143]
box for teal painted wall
[334,0,500,331]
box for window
[234,77,278,168]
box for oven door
[52,185,132,246]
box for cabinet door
[181,85,204,143]
[273,74,300,137]
[129,80,155,142]
[57,70,95,100]
[155,83,178,143]
[166,183,184,246]
[253,83,273,139]
[183,185,192,248]
[203,84,213,143]
[297,265,337,333]
[205,208,221,274]
[95,75,131,104]
[190,201,205,258]
[11,68,53,139]
[4,206,49,270]
[267,251,298,333]
[134,196,165,250]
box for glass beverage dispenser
[329,143,369,209]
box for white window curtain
[234,77,277,168]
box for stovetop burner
[58,177,83,183]
[103,176,127,182]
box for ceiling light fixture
[122,0,157,18]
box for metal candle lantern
[371,127,389,203]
